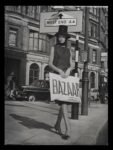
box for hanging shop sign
[40,11,83,33]
[49,73,81,103]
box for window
[39,34,46,52]
[101,61,104,69]
[40,6,49,12]
[29,63,39,85]
[29,30,38,51]
[89,7,93,13]
[94,8,97,15]
[25,6,29,15]
[90,72,95,88]
[44,66,50,80]
[39,34,50,52]
[96,8,99,16]
[92,49,97,63]
[22,6,28,15]
[35,6,40,20]
[29,30,50,53]
[13,6,21,13]
[91,24,94,37]
[90,22,98,38]
[9,28,18,47]
[29,6,35,18]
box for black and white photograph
[4,5,108,145]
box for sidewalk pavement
[5,100,108,145]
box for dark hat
[55,25,70,38]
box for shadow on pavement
[10,113,58,135]
[5,103,27,108]
[6,103,58,116]
[96,121,108,145]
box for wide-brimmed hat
[55,25,70,38]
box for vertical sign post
[71,34,79,119]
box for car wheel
[28,95,36,102]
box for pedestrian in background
[5,72,16,100]
[88,89,91,106]
[99,83,106,104]
[49,25,74,140]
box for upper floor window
[25,6,29,15]
[39,34,50,53]
[101,61,104,69]
[92,49,97,63]
[21,6,29,15]
[29,30,50,53]
[40,6,49,12]
[29,30,39,51]
[90,72,95,88]
[90,22,98,38]
[9,28,18,47]
[35,6,40,20]
[89,7,93,13]
[96,8,99,16]
[29,6,35,18]
[93,8,97,15]
[39,34,46,52]
[89,7,99,17]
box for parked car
[90,88,99,101]
[15,80,50,102]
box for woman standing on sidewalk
[49,25,74,140]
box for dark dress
[52,44,73,105]
[53,44,70,73]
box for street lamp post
[71,33,79,119]
[70,6,81,119]
[81,7,89,115]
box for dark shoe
[62,134,70,140]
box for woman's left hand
[65,68,71,77]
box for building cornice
[5,12,40,27]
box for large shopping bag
[49,73,81,103]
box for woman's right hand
[59,70,67,78]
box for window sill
[27,50,49,55]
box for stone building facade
[5,6,108,90]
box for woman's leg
[62,104,70,136]
[55,105,63,131]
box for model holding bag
[49,25,74,140]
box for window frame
[38,33,50,53]
[44,65,50,80]
[90,72,95,88]
[40,6,49,12]
[29,30,39,51]
[28,30,50,53]
[8,27,18,47]
[90,22,98,39]
[92,49,97,64]
[29,63,39,85]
